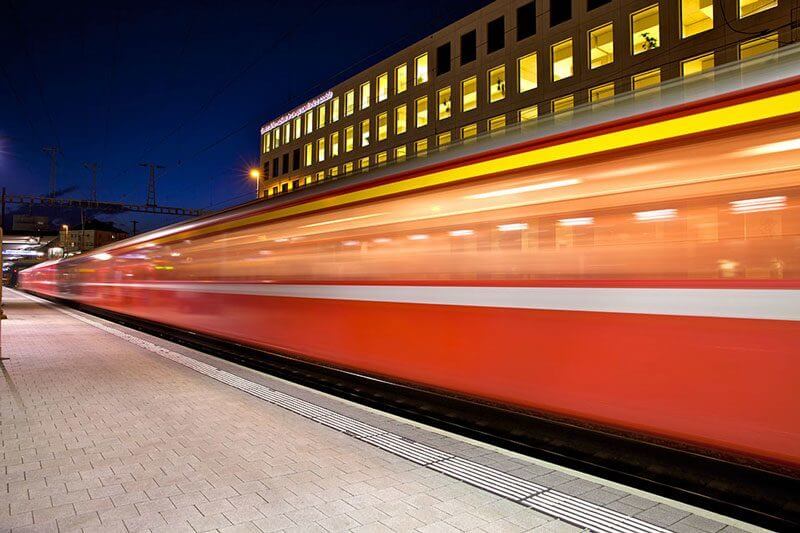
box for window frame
[588,22,614,70]
[551,38,574,82]
[461,76,478,112]
[518,52,538,93]
[414,53,429,85]
[415,95,429,128]
[488,64,507,103]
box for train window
[330,97,340,122]
[376,73,388,102]
[681,53,714,77]
[317,138,325,162]
[551,39,573,81]
[739,33,779,60]
[375,151,387,164]
[681,0,713,38]
[488,65,506,102]
[487,16,505,53]
[632,5,660,55]
[394,145,407,160]
[437,131,451,146]
[739,0,777,17]
[395,104,407,134]
[330,131,340,157]
[460,123,477,139]
[438,87,452,120]
[415,96,429,128]
[281,152,289,174]
[317,105,326,129]
[632,68,661,91]
[460,30,477,65]
[519,105,538,122]
[262,132,270,153]
[358,156,369,170]
[304,143,313,166]
[360,81,370,110]
[517,2,536,40]
[415,53,429,85]
[377,112,388,141]
[589,82,615,103]
[304,110,313,134]
[293,116,302,138]
[462,76,477,111]
[360,118,370,147]
[488,115,506,131]
[344,126,354,152]
[436,42,451,75]
[552,95,574,115]
[292,148,300,171]
[518,52,537,92]
[589,23,614,69]
[414,138,428,154]
[395,63,408,94]
[345,90,355,116]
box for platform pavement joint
[1,288,755,533]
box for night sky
[1,0,490,232]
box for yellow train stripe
[160,89,800,244]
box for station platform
[0,288,756,533]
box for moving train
[20,56,800,471]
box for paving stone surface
[0,289,748,532]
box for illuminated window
[462,76,477,111]
[681,52,714,77]
[589,23,614,69]
[437,87,452,120]
[377,112,388,141]
[739,0,777,17]
[283,122,291,144]
[681,0,713,38]
[632,68,661,90]
[293,117,302,138]
[518,52,537,92]
[437,131,451,146]
[415,96,428,128]
[317,138,325,162]
[461,123,477,139]
[519,105,538,122]
[360,118,370,147]
[359,156,369,170]
[331,97,340,122]
[589,82,615,102]
[317,105,326,129]
[740,33,779,59]
[305,110,313,134]
[395,145,407,160]
[551,38,573,81]
[395,104,407,134]
[632,5,659,55]
[304,142,313,166]
[415,138,428,154]
[488,65,506,102]
[262,132,270,153]
[375,151,387,164]
[415,53,428,85]
[344,161,354,173]
[315,171,324,183]
[330,131,340,157]
[395,63,407,94]
[329,166,338,177]
[360,81,370,110]
[344,90,355,116]
[273,128,280,149]
[552,95,574,114]
[488,115,506,131]
[377,73,388,102]
[344,126,354,152]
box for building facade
[258,0,792,198]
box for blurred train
[20,57,800,470]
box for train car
[20,54,800,471]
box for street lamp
[249,168,261,197]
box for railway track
[40,296,800,531]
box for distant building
[61,220,129,253]
[257,0,790,198]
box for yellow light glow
[249,168,261,179]
[558,217,594,226]
[467,178,580,200]
[94,252,113,261]
[497,223,528,232]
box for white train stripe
[83,282,800,321]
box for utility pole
[83,162,99,202]
[42,146,60,197]
[139,163,164,207]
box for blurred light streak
[467,178,580,200]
